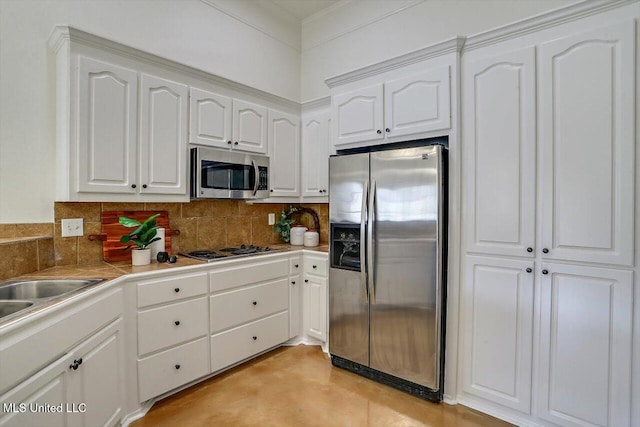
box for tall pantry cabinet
[459,5,637,427]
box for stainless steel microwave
[190,147,269,199]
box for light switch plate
[61,218,84,237]
[268,213,275,226]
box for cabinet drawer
[211,312,288,372]
[137,272,208,308]
[209,259,288,292]
[210,278,288,334]
[289,256,301,275]
[304,256,328,277]
[138,337,209,402]
[138,297,208,356]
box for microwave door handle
[251,160,259,196]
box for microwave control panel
[258,166,268,190]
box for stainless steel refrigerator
[328,144,446,402]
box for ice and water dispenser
[330,224,361,271]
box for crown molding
[301,96,331,111]
[464,0,637,51]
[47,25,300,110]
[302,0,353,26]
[325,36,465,88]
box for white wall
[0,0,300,223]
[300,0,576,101]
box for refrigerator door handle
[367,179,376,304]
[360,180,368,303]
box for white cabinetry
[189,88,268,154]
[301,109,330,197]
[77,57,138,195]
[135,272,209,402]
[332,67,450,148]
[268,110,300,196]
[0,288,125,427]
[460,16,636,427]
[289,255,302,338]
[303,254,328,342]
[209,258,290,372]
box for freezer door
[369,145,444,389]
[329,153,369,224]
[329,153,370,364]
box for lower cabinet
[211,312,289,372]
[303,254,329,342]
[289,274,301,338]
[0,319,124,427]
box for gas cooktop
[179,244,283,262]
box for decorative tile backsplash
[0,201,328,273]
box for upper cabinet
[331,66,451,149]
[301,109,330,198]
[268,109,300,197]
[190,88,267,154]
[462,47,536,258]
[539,21,635,266]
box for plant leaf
[120,235,131,244]
[119,216,141,228]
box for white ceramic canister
[150,227,166,259]
[303,229,319,247]
[290,225,307,246]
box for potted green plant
[119,213,161,266]
[274,209,295,243]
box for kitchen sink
[0,300,34,318]
[0,279,105,322]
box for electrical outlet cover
[61,218,84,237]
[268,213,275,226]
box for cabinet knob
[175,364,181,370]
[526,247,533,253]
[234,141,239,145]
[542,269,549,275]
[142,184,147,189]
[385,128,390,133]
[376,129,382,134]
[526,268,532,273]
[174,287,180,293]
[252,336,257,341]
[270,189,274,192]
[174,320,180,326]
[131,184,137,189]
[304,279,309,283]
[319,190,323,193]
[291,281,296,285]
[294,264,299,268]
[542,248,549,254]
[69,358,83,371]
[313,265,317,269]
[227,140,232,144]
[252,301,257,306]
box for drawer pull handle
[304,279,309,283]
[174,320,180,326]
[175,364,181,370]
[69,358,83,371]
[313,265,317,269]
[174,288,180,293]
[252,336,257,341]
[252,301,257,306]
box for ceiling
[269,0,340,21]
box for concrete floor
[132,345,513,426]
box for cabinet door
[0,354,71,427]
[303,275,327,342]
[463,47,536,258]
[66,319,124,427]
[268,110,300,197]
[189,87,232,149]
[540,21,635,266]
[301,111,330,197]
[139,73,188,195]
[537,263,633,427]
[460,256,534,413]
[289,274,301,338]
[77,57,138,194]
[333,83,384,147]
[384,66,450,138]
[232,99,268,154]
